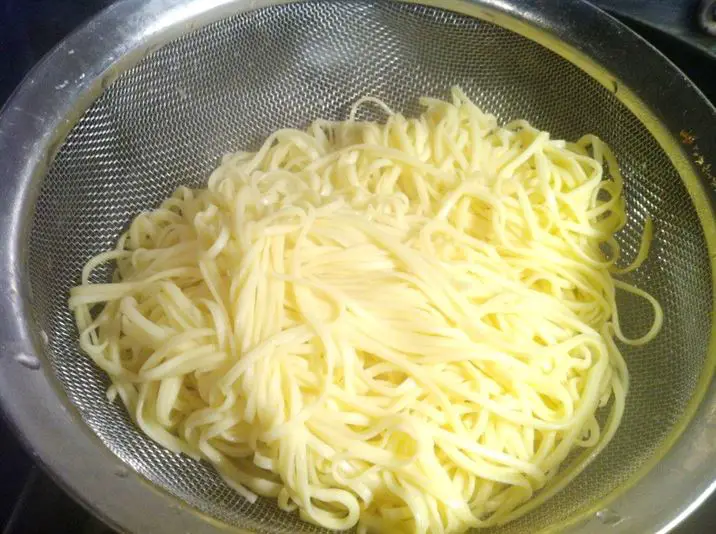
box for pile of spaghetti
[70,88,662,533]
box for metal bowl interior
[1,1,716,534]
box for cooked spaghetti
[70,87,662,533]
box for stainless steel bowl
[1,1,715,533]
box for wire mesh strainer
[1,1,716,533]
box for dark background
[0,1,714,533]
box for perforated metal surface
[27,1,712,532]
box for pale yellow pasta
[70,87,662,534]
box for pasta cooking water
[70,88,662,533]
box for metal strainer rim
[1,1,716,533]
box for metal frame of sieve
[0,1,715,533]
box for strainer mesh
[28,2,712,532]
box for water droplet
[15,353,41,370]
[40,330,49,345]
[114,466,129,478]
[596,508,623,526]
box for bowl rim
[0,1,715,533]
